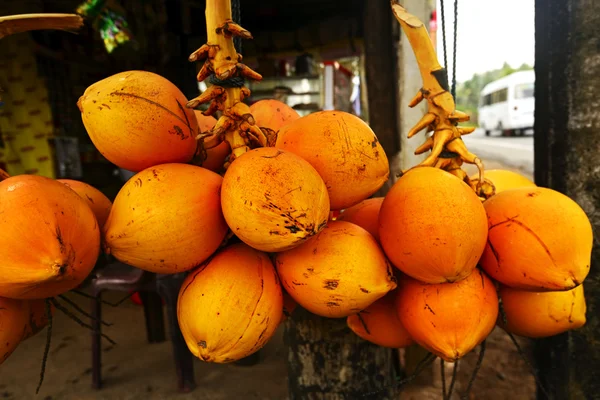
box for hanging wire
[440,359,447,398]
[439,0,459,99]
[440,0,448,72]
[451,0,458,98]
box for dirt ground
[0,159,537,400]
[0,290,536,400]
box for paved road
[461,128,534,174]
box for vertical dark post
[284,308,400,399]
[534,0,600,398]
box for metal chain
[451,0,458,98]
[232,0,241,54]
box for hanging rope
[440,0,448,73]
[451,0,458,98]
[232,0,242,54]
[439,0,459,99]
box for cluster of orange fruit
[0,69,592,370]
[346,168,591,361]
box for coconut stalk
[0,13,83,39]
[186,0,268,170]
[390,1,494,199]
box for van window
[515,82,534,99]
[481,87,508,106]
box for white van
[478,70,535,136]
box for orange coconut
[193,111,231,173]
[275,220,397,318]
[58,179,112,228]
[221,147,330,252]
[379,167,488,283]
[396,269,498,362]
[480,186,593,291]
[499,284,586,338]
[0,175,100,299]
[470,169,536,194]
[103,163,228,274]
[337,197,383,242]
[177,243,283,363]
[23,299,53,340]
[347,291,413,348]
[78,70,198,172]
[275,110,389,210]
[0,297,29,365]
[250,99,300,145]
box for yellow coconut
[221,147,330,252]
[379,167,488,284]
[249,99,300,145]
[499,284,586,338]
[0,297,29,365]
[470,169,536,194]
[480,186,593,291]
[58,179,112,228]
[275,220,397,318]
[0,175,100,299]
[177,243,283,363]
[103,163,228,273]
[347,291,414,348]
[78,70,198,172]
[337,197,384,242]
[396,270,498,362]
[275,110,389,210]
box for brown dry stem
[390,1,495,199]
[186,0,266,169]
[0,13,83,39]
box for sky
[434,0,535,83]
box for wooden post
[363,0,400,157]
[533,0,600,398]
[284,308,400,399]
[364,0,401,194]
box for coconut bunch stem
[186,0,268,169]
[390,1,495,200]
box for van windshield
[515,82,534,99]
